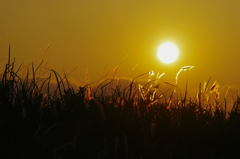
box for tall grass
[1,47,240,158]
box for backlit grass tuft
[1,47,240,158]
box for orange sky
[1,0,240,99]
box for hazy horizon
[1,0,240,100]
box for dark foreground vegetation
[1,52,240,159]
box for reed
[0,47,240,158]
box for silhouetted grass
[1,47,240,159]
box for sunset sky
[1,0,240,98]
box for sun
[157,42,179,64]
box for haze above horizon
[1,0,240,97]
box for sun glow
[157,42,179,64]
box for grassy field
[1,49,240,159]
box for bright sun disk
[157,42,179,64]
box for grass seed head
[175,66,195,85]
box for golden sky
[1,0,240,97]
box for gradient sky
[1,0,240,98]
